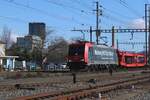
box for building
[0,41,5,57]
[29,22,46,40]
[17,35,42,51]
[0,41,18,71]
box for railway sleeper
[12,75,150,100]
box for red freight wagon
[118,50,146,68]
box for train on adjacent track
[67,41,146,71]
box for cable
[2,0,82,25]
[0,15,28,23]
[102,6,135,20]
[102,12,127,27]
[70,0,93,10]
[48,0,94,15]
[114,0,142,17]
[43,0,93,16]
[0,14,79,33]
[145,0,149,4]
[102,16,127,27]
[44,0,90,14]
[43,0,94,26]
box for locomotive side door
[88,47,93,64]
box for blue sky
[0,0,148,51]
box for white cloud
[128,18,145,29]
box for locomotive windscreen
[69,45,85,56]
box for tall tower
[29,22,46,40]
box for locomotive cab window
[69,45,85,56]
[137,57,145,63]
[125,56,134,64]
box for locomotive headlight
[68,60,72,62]
[80,59,84,61]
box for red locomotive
[67,41,146,71]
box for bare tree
[47,37,68,63]
[70,36,84,42]
[1,26,13,49]
[43,26,55,48]
[41,27,55,67]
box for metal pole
[145,4,148,65]
[72,73,76,84]
[96,1,99,44]
[83,32,85,41]
[81,31,85,41]
[112,26,115,48]
[148,6,150,64]
[117,39,119,49]
[90,26,92,42]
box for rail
[11,75,150,100]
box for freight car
[118,51,146,68]
[67,41,146,71]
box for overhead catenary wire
[114,0,142,17]
[102,16,127,27]
[44,0,81,13]
[102,6,136,20]
[44,0,91,14]
[145,0,149,4]
[70,0,93,10]
[102,12,127,27]
[0,15,28,23]
[0,14,76,33]
[43,0,94,25]
[2,0,83,25]
[0,0,96,33]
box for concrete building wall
[17,35,42,51]
[0,43,5,65]
[0,43,5,56]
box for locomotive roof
[70,41,93,45]
[117,50,145,55]
[93,44,115,49]
[69,41,116,49]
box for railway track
[11,74,150,100]
[0,70,147,99]
[0,70,146,91]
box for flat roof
[0,56,19,59]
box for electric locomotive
[67,41,146,71]
[67,41,118,71]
